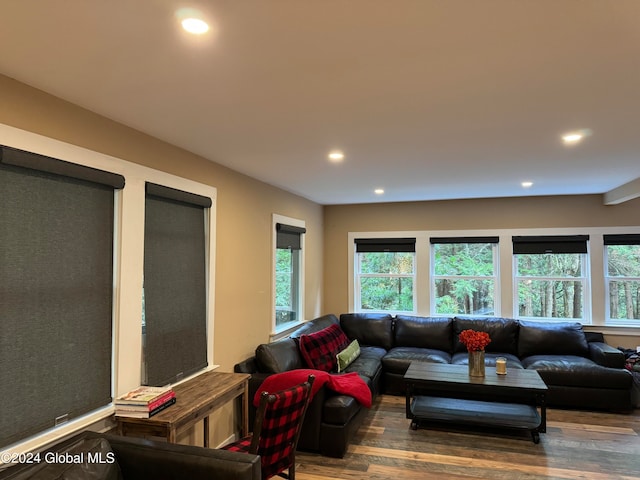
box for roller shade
[512,235,589,254]
[144,182,209,386]
[1,147,115,448]
[146,182,211,208]
[1,145,124,189]
[603,234,640,246]
[430,236,499,244]
[355,238,416,253]
[276,223,306,250]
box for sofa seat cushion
[522,355,632,389]
[382,347,451,374]
[322,393,361,425]
[451,352,524,369]
[342,346,384,379]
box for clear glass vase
[468,350,485,377]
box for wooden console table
[115,370,250,447]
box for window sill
[270,320,305,341]
[584,325,640,336]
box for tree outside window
[515,254,584,319]
[431,238,498,316]
[355,238,415,313]
[513,235,588,321]
[275,247,300,325]
[605,235,640,322]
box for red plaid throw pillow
[299,323,350,372]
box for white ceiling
[1,0,639,205]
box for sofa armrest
[106,434,261,480]
[235,357,258,374]
[589,342,625,368]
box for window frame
[430,237,500,317]
[512,235,590,323]
[272,214,306,334]
[604,234,640,326]
[354,244,416,314]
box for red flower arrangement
[459,329,491,352]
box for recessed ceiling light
[561,128,592,145]
[521,181,533,188]
[374,188,385,195]
[328,151,344,162]
[176,8,210,35]
[182,18,209,34]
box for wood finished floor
[294,395,640,480]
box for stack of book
[114,386,176,418]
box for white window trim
[0,123,217,456]
[354,249,417,315]
[272,214,306,335]
[349,227,640,330]
[603,240,640,328]
[430,241,500,317]
[512,252,590,323]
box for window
[274,218,306,330]
[513,235,589,321]
[355,238,416,313]
[604,234,640,323]
[0,145,123,449]
[431,237,498,316]
[143,183,211,386]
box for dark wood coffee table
[404,362,548,443]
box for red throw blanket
[253,369,372,408]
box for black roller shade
[146,182,211,208]
[144,187,209,386]
[603,234,640,246]
[276,223,306,250]
[1,145,125,189]
[430,236,499,244]
[1,155,114,448]
[355,237,416,253]
[512,235,589,254]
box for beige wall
[0,75,323,445]
[323,196,640,348]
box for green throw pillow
[336,339,360,372]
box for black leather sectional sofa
[236,313,633,458]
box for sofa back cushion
[299,323,350,372]
[289,314,340,340]
[453,317,519,355]
[255,338,304,373]
[339,313,394,350]
[518,320,589,358]
[394,315,452,351]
